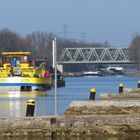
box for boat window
[21,56,28,63]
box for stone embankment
[0,86,140,138]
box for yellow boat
[0,52,53,91]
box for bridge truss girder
[60,48,134,64]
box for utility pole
[80,32,88,42]
[61,23,70,38]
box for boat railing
[0,62,51,78]
[0,65,39,78]
[21,67,38,77]
[0,66,13,77]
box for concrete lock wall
[0,115,140,137]
[100,87,140,100]
[65,100,140,115]
[100,92,140,100]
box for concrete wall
[65,100,140,115]
[0,115,140,137]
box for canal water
[0,75,140,117]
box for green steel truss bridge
[59,48,135,64]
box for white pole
[53,38,58,116]
[52,39,55,68]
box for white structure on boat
[106,67,125,75]
[82,71,101,76]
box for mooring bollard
[26,99,35,117]
[138,81,140,88]
[89,88,96,100]
[119,84,124,93]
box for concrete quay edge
[0,115,140,137]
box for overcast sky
[0,0,140,47]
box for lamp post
[52,38,58,116]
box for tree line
[0,28,110,65]
[0,28,139,69]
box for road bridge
[59,48,135,64]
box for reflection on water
[0,91,48,98]
[0,91,48,117]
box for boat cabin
[0,52,39,77]
[1,52,31,68]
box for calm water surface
[0,75,139,117]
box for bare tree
[0,28,29,52]
[26,31,55,64]
[129,34,140,69]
